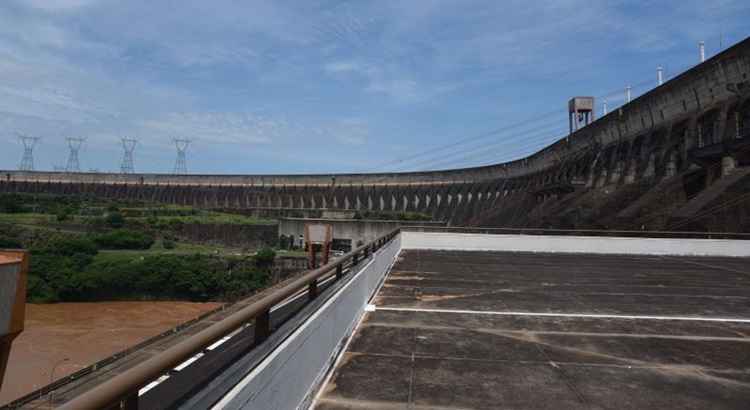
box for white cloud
[0,0,749,173]
[139,112,276,145]
[21,0,98,12]
[327,119,369,146]
[324,61,361,73]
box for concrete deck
[315,250,750,409]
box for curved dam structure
[3,38,750,229]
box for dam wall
[2,38,750,225]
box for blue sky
[0,0,748,174]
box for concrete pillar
[665,153,677,178]
[623,160,637,184]
[595,168,608,188]
[585,169,595,188]
[643,153,656,178]
[609,161,624,184]
[721,156,737,176]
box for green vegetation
[23,234,271,303]
[72,253,269,302]
[0,213,56,225]
[0,236,23,248]
[27,235,100,302]
[105,210,125,228]
[93,229,155,250]
[128,212,275,226]
[254,247,276,268]
[0,193,276,227]
[0,193,285,304]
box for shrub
[254,247,276,268]
[27,235,99,302]
[167,219,184,230]
[0,195,25,213]
[56,207,73,222]
[105,211,125,228]
[94,230,155,250]
[27,274,58,303]
[76,254,270,301]
[0,236,22,248]
[33,236,98,257]
[162,239,176,250]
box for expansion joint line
[371,306,750,323]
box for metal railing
[56,229,400,410]
[4,300,237,409]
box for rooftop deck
[315,250,750,409]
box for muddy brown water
[0,301,221,405]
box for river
[0,301,221,405]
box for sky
[0,0,749,175]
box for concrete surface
[315,250,750,409]
[401,231,750,257]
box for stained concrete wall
[176,223,278,249]
[2,38,749,225]
[401,231,750,257]
[212,234,401,410]
[278,218,444,249]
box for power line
[401,56,725,174]
[365,35,737,175]
[366,108,568,172]
[399,122,568,172]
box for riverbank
[0,301,221,405]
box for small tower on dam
[568,96,595,135]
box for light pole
[48,357,69,409]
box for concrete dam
[3,37,750,230]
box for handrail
[4,296,245,409]
[57,228,400,410]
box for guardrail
[4,298,244,409]
[57,228,400,410]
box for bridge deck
[315,250,750,409]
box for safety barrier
[57,229,400,410]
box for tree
[254,247,276,268]
[105,211,125,228]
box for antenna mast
[65,137,85,172]
[17,134,40,171]
[120,138,138,174]
[172,138,191,175]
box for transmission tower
[17,134,40,171]
[120,137,138,174]
[65,137,85,172]
[172,138,191,175]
